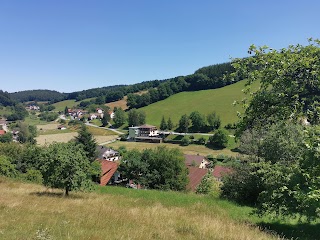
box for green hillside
[52,99,78,112]
[141,80,249,127]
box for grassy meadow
[52,99,78,112]
[0,177,281,240]
[140,80,252,127]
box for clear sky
[1,0,320,93]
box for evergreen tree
[178,114,190,133]
[101,113,110,127]
[64,106,69,115]
[167,117,173,130]
[160,116,167,130]
[75,124,97,162]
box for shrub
[0,155,17,178]
[21,169,43,184]
[208,129,228,148]
[180,136,190,146]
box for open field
[140,80,255,127]
[52,99,78,112]
[106,96,128,110]
[0,177,280,240]
[107,141,238,157]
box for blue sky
[1,0,320,93]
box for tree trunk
[65,187,69,196]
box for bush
[197,137,206,145]
[180,136,190,146]
[0,155,17,178]
[196,172,221,196]
[208,129,228,148]
[21,169,43,184]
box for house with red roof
[98,160,120,186]
[0,130,6,135]
[184,154,209,169]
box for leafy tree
[128,109,146,127]
[17,122,37,144]
[40,142,93,196]
[160,116,167,130]
[113,107,126,127]
[230,39,320,131]
[207,112,221,131]
[180,136,190,146]
[75,124,97,162]
[120,147,188,191]
[167,117,174,130]
[190,111,206,132]
[208,129,228,148]
[178,114,190,133]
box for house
[98,160,119,186]
[184,154,209,169]
[27,105,40,111]
[89,114,98,120]
[128,124,162,143]
[0,130,6,135]
[96,108,104,114]
[109,111,115,119]
[186,166,208,191]
[96,146,120,162]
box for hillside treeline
[8,62,237,106]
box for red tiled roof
[187,166,208,191]
[0,130,6,135]
[98,160,119,186]
[184,154,205,167]
[212,166,232,179]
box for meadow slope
[0,177,278,240]
[140,80,249,127]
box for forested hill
[8,61,238,104]
[10,90,66,103]
[0,90,15,106]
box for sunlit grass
[0,177,279,240]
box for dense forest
[0,90,15,106]
[10,90,66,103]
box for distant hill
[140,80,249,127]
[10,90,66,103]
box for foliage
[178,114,190,133]
[189,111,206,132]
[207,112,221,131]
[197,136,206,145]
[0,155,17,177]
[7,103,29,121]
[127,109,146,127]
[221,163,264,205]
[180,136,190,146]
[40,142,93,195]
[119,146,188,191]
[208,129,228,148]
[196,172,220,196]
[113,107,126,127]
[16,122,37,144]
[101,113,110,127]
[21,169,43,184]
[74,124,98,162]
[230,39,320,131]
[38,112,59,122]
[0,90,15,106]
[167,117,174,130]
[0,132,13,143]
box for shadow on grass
[30,191,84,199]
[258,221,320,240]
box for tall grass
[0,177,279,240]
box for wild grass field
[0,177,280,240]
[140,80,253,127]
